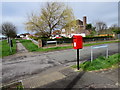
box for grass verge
[1,39,16,57]
[72,53,120,71]
[2,81,24,90]
[19,39,72,52]
[19,39,119,52]
[84,40,119,47]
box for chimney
[83,16,87,29]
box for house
[52,30,61,37]
[18,33,31,40]
[50,30,61,39]
[61,16,91,37]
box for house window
[71,27,74,31]
[62,29,65,32]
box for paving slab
[22,71,66,88]
[39,68,119,89]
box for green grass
[19,39,72,52]
[83,40,120,47]
[1,40,16,57]
[19,39,38,52]
[2,81,24,90]
[72,53,120,71]
[19,39,119,52]
[1,39,119,57]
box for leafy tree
[110,24,120,34]
[86,24,96,36]
[113,29,120,34]
[34,32,49,38]
[25,2,75,38]
[86,24,92,30]
[90,27,97,36]
[1,22,17,38]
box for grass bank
[19,39,119,52]
[1,39,16,57]
[72,53,120,71]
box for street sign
[91,44,108,62]
[92,45,108,49]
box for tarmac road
[2,43,119,84]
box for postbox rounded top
[73,35,82,38]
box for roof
[76,19,83,25]
[52,30,61,35]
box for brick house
[61,16,91,37]
[52,30,61,37]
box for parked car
[56,37,62,39]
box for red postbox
[73,35,83,49]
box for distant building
[61,16,91,37]
[52,30,61,37]
[18,33,31,40]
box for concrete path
[16,40,28,53]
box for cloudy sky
[1,0,119,35]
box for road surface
[2,43,119,84]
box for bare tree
[95,21,107,34]
[25,2,75,38]
[1,22,17,38]
[110,24,120,34]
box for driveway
[2,43,119,84]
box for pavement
[22,66,119,89]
